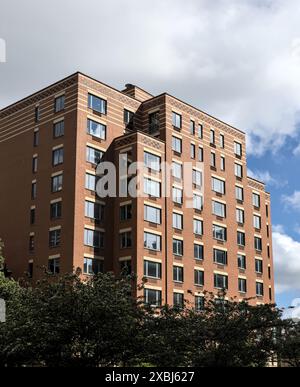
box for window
[238,278,247,293]
[253,215,261,229]
[120,204,132,221]
[173,293,184,309]
[172,112,182,129]
[173,187,183,205]
[236,186,244,201]
[194,219,203,236]
[238,254,246,270]
[33,130,39,147]
[192,169,202,187]
[84,229,104,248]
[173,266,184,283]
[53,120,64,138]
[236,208,245,224]
[144,178,160,198]
[173,239,183,256]
[144,204,161,224]
[213,224,227,241]
[30,208,35,225]
[48,258,60,275]
[144,289,161,307]
[194,269,204,286]
[88,93,107,114]
[191,143,196,159]
[124,109,134,128]
[220,156,225,171]
[173,212,183,230]
[253,193,261,208]
[210,129,215,145]
[28,262,33,279]
[190,120,195,135]
[237,231,246,247]
[120,231,132,249]
[172,162,182,179]
[255,259,263,274]
[266,204,269,217]
[51,201,62,219]
[194,244,203,261]
[220,134,225,148]
[212,177,225,194]
[211,152,216,168]
[149,112,160,133]
[34,106,40,123]
[193,194,203,211]
[31,182,37,199]
[172,136,182,153]
[235,163,243,178]
[214,274,228,290]
[87,119,106,140]
[234,142,242,157]
[85,201,103,221]
[256,282,264,297]
[212,201,226,218]
[49,229,61,248]
[29,235,35,251]
[85,173,96,191]
[198,147,204,162]
[214,249,227,265]
[53,148,64,166]
[195,296,204,312]
[54,95,65,113]
[144,151,161,172]
[120,260,132,275]
[86,146,103,165]
[144,260,161,279]
[198,124,203,139]
[52,174,63,193]
[144,232,161,251]
[83,257,103,275]
[255,237,262,251]
[32,157,38,173]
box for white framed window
[236,208,245,224]
[236,186,244,201]
[52,174,63,193]
[256,282,264,297]
[144,205,161,224]
[85,173,96,191]
[144,260,161,279]
[53,148,64,166]
[172,162,182,179]
[83,257,103,275]
[193,169,202,187]
[172,187,183,204]
[144,289,161,307]
[173,266,184,283]
[238,254,246,270]
[253,193,261,208]
[144,151,161,172]
[54,95,65,113]
[212,201,226,218]
[238,278,247,293]
[144,178,161,198]
[234,142,242,157]
[84,228,104,248]
[235,163,243,178]
[253,215,261,229]
[194,270,204,286]
[214,249,227,265]
[86,146,103,165]
[213,224,227,241]
[194,219,203,235]
[214,274,228,290]
[88,93,107,114]
[212,177,225,194]
[172,136,182,153]
[144,232,161,251]
[87,118,106,139]
[173,239,183,256]
[194,244,203,260]
[193,194,203,211]
[172,112,182,129]
[173,212,183,230]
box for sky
[0,0,299,311]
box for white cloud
[248,168,287,188]
[273,228,300,294]
[293,143,300,156]
[282,191,300,211]
[1,0,300,155]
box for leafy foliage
[0,260,299,367]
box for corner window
[88,93,107,114]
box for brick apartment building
[0,72,274,308]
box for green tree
[277,320,300,367]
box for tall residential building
[0,72,274,307]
